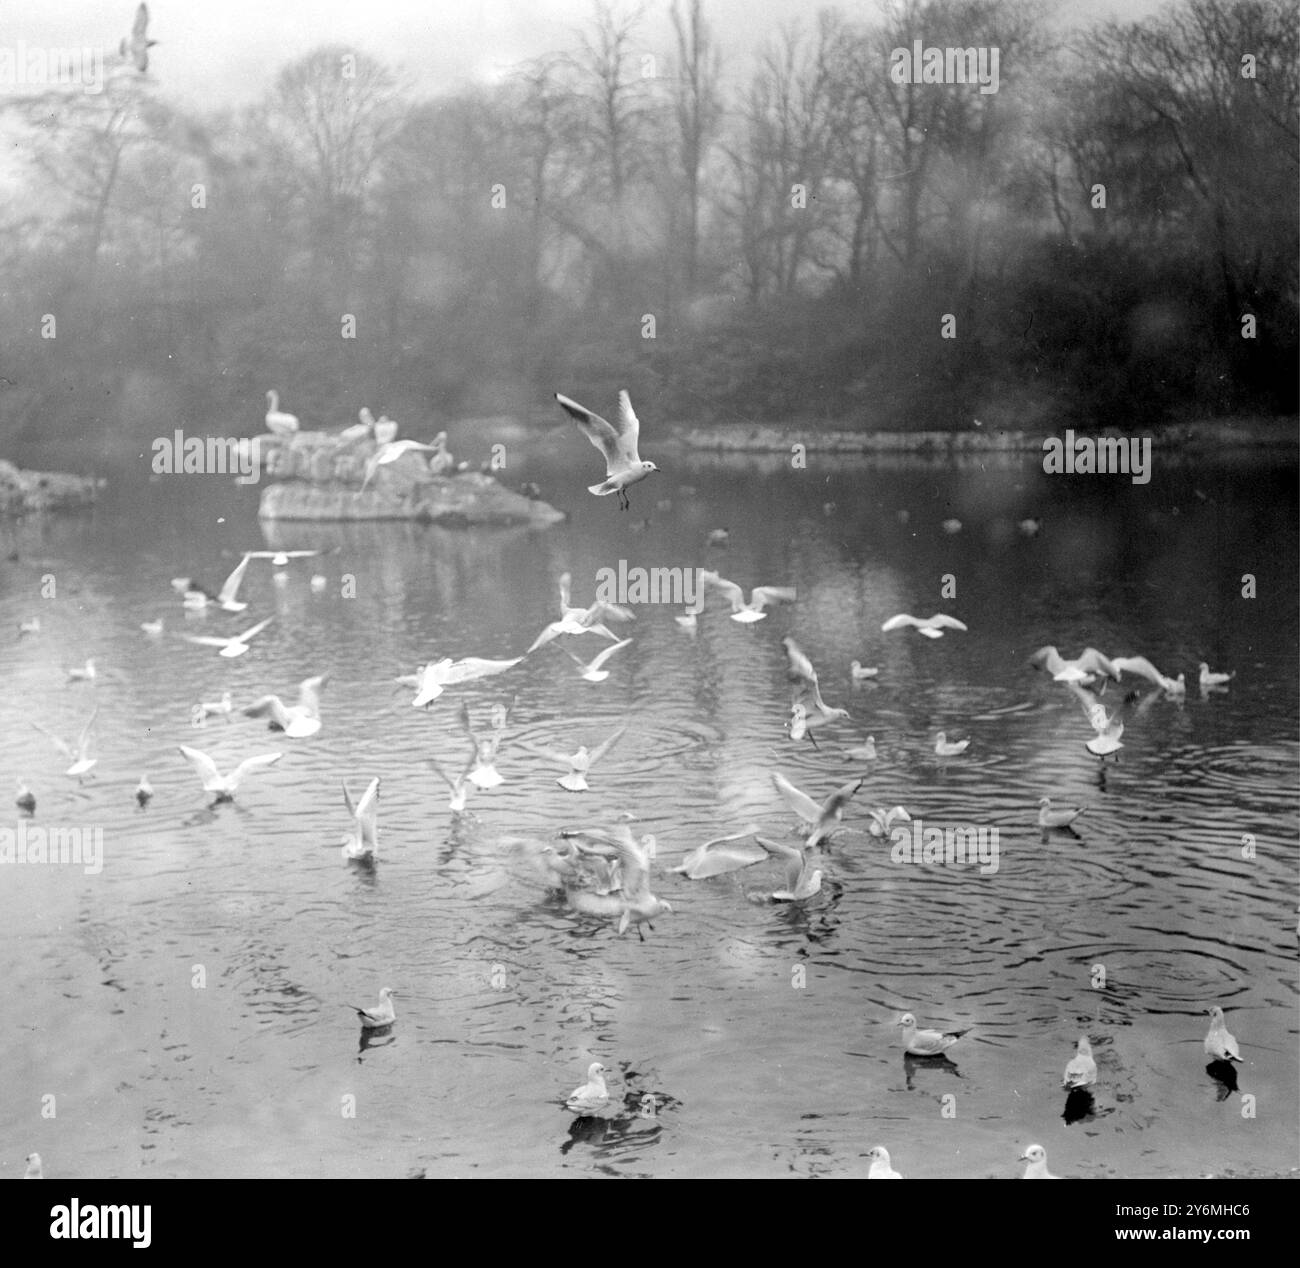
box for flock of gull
[12,381,1250,1179]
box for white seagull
[183,552,252,612]
[243,674,327,738]
[756,835,822,901]
[850,661,879,680]
[896,1012,969,1056]
[567,637,632,682]
[1063,1036,1097,1088]
[183,616,273,659]
[881,613,967,639]
[65,659,97,683]
[770,772,862,848]
[264,390,299,434]
[1199,662,1234,689]
[198,690,234,722]
[409,654,525,706]
[1029,645,1120,685]
[866,1146,902,1179]
[347,987,396,1029]
[24,1153,42,1179]
[1038,797,1086,830]
[563,824,671,939]
[934,732,969,757]
[1019,1144,1059,1179]
[177,745,282,801]
[522,726,626,792]
[458,702,507,788]
[1066,682,1125,757]
[246,550,319,567]
[782,637,849,739]
[566,1062,610,1113]
[33,708,99,777]
[1204,1006,1242,1063]
[554,389,659,510]
[341,777,380,860]
[1110,654,1177,691]
[526,572,632,653]
[669,826,767,879]
[429,741,477,813]
[698,570,796,623]
[359,440,438,493]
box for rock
[0,459,104,515]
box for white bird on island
[698,570,796,622]
[409,654,525,707]
[554,389,659,509]
[934,732,969,757]
[120,3,157,72]
[1199,663,1234,689]
[347,987,396,1029]
[567,637,632,682]
[881,613,967,639]
[183,616,273,659]
[896,1012,969,1056]
[1019,1144,1059,1179]
[359,439,438,493]
[566,1062,609,1113]
[1204,1006,1242,1063]
[770,772,862,848]
[849,661,879,680]
[338,408,375,444]
[264,390,299,435]
[33,708,98,777]
[669,826,767,879]
[1038,797,1086,830]
[66,658,97,683]
[756,835,822,901]
[866,1146,902,1179]
[243,674,327,738]
[177,745,282,801]
[1063,1036,1098,1088]
[183,552,252,612]
[24,1152,42,1179]
[341,777,379,860]
[521,727,626,792]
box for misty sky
[1,0,1169,109]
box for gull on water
[264,390,299,434]
[347,987,396,1029]
[1066,682,1125,756]
[566,1062,610,1113]
[33,708,99,777]
[756,835,822,901]
[1199,663,1234,688]
[246,550,319,567]
[1204,1006,1242,1063]
[849,661,879,680]
[567,637,632,682]
[1019,1144,1059,1179]
[669,826,767,879]
[16,780,36,815]
[199,690,234,722]
[782,637,850,739]
[1029,645,1120,685]
[844,737,878,761]
[526,571,633,653]
[24,1152,42,1179]
[183,616,273,659]
[458,702,507,788]
[243,674,327,738]
[881,613,967,639]
[562,824,671,938]
[934,732,969,757]
[429,741,477,813]
[1110,654,1176,691]
[522,726,626,793]
[1063,1036,1097,1088]
[120,3,157,71]
[698,570,796,622]
[896,1012,969,1056]
[66,659,97,683]
[554,389,659,510]
[18,617,40,637]
[178,745,282,801]
[1038,797,1086,830]
[409,654,525,707]
[866,805,910,837]
[341,777,380,860]
[183,552,252,612]
[135,775,153,807]
[140,618,164,636]
[770,772,863,848]
[359,439,438,493]
[866,1146,902,1179]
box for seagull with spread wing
[409,654,525,707]
[182,616,273,659]
[881,613,968,639]
[782,637,849,741]
[526,571,632,653]
[243,674,327,737]
[182,553,253,612]
[341,777,380,860]
[177,745,282,801]
[771,772,862,848]
[521,726,626,792]
[698,570,796,623]
[33,708,99,777]
[554,390,659,509]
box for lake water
[1,440,1296,1179]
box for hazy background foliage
[1,0,1295,470]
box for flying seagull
[554,390,659,510]
[183,616,273,659]
[177,745,282,801]
[881,613,968,639]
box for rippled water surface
[1,447,1296,1178]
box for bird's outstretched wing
[555,394,620,466]
[588,726,627,766]
[218,553,251,605]
[771,773,821,822]
[228,753,283,788]
[178,744,221,787]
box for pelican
[264,390,299,435]
[698,570,796,623]
[183,616,273,659]
[341,777,379,860]
[177,745,282,801]
[881,613,967,639]
[243,674,327,738]
[554,390,659,509]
